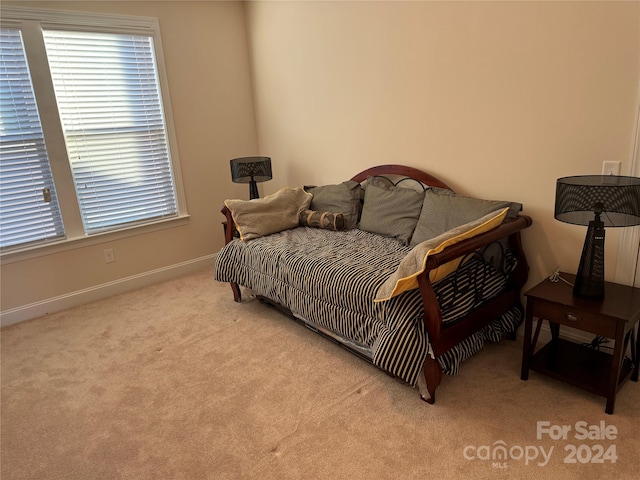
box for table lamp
[230,157,272,199]
[554,175,640,298]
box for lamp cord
[581,335,612,352]
[549,266,574,287]
[633,233,640,288]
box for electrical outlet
[602,161,621,176]
[104,248,115,263]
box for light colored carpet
[1,268,638,479]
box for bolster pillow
[299,210,346,231]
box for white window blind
[43,29,178,234]
[0,28,65,249]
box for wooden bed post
[421,356,443,404]
[416,273,442,342]
[416,271,444,403]
[508,229,531,291]
[221,205,242,302]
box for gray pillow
[358,183,425,245]
[410,189,522,246]
[305,181,362,229]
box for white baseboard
[1,254,217,328]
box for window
[0,7,186,254]
[0,28,65,249]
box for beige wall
[246,0,640,289]
[1,1,259,316]
[2,0,639,321]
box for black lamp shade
[554,175,640,299]
[555,175,640,227]
[229,157,272,199]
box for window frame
[0,6,188,264]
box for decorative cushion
[225,187,312,241]
[375,208,509,301]
[299,210,346,231]
[410,190,522,246]
[358,180,425,245]
[304,181,362,229]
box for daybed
[214,164,532,403]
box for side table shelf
[529,338,636,398]
[521,273,640,415]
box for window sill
[1,214,190,265]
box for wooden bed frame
[220,164,533,403]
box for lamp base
[573,219,605,299]
[249,180,259,200]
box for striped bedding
[214,226,521,386]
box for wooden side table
[520,273,640,414]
